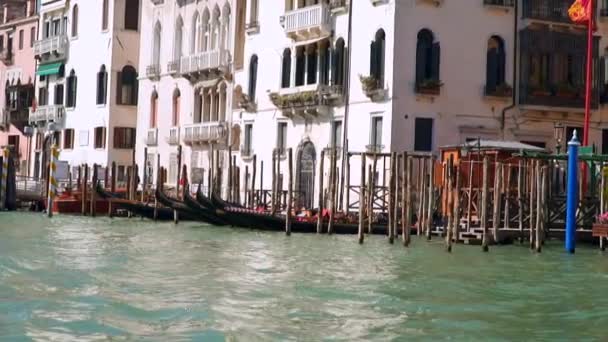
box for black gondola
[155,187,227,226]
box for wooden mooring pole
[426,156,434,240]
[358,153,366,244]
[109,162,116,217]
[388,152,395,243]
[251,154,257,208]
[90,164,97,217]
[328,148,337,235]
[481,156,490,252]
[81,164,88,216]
[316,149,325,234]
[403,154,412,247]
[286,148,293,236]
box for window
[52,19,60,35]
[250,0,259,25]
[102,0,109,31]
[414,118,434,152]
[35,133,43,150]
[72,5,79,37]
[602,130,608,154]
[152,22,161,66]
[235,0,246,68]
[331,38,345,87]
[8,135,19,153]
[319,41,330,86]
[331,121,343,149]
[113,127,136,149]
[248,54,258,100]
[116,65,138,105]
[53,131,61,146]
[192,11,201,54]
[486,36,506,93]
[66,70,77,107]
[415,29,441,87]
[150,92,158,128]
[244,123,253,155]
[174,17,184,61]
[277,122,287,153]
[63,129,75,149]
[96,65,107,105]
[38,86,48,106]
[18,30,23,50]
[172,89,180,126]
[94,127,106,149]
[369,29,386,86]
[0,36,4,51]
[306,45,317,85]
[30,27,35,47]
[54,83,64,105]
[370,117,383,148]
[124,0,139,31]
[281,48,291,88]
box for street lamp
[554,121,565,155]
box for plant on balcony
[269,91,320,109]
[415,78,443,95]
[554,83,579,99]
[486,82,513,97]
[238,93,257,112]
[359,75,382,93]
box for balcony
[329,0,348,13]
[167,126,180,145]
[179,49,231,82]
[366,144,384,154]
[522,0,575,24]
[269,84,338,118]
[183,122,228,145]
[34,35,68,59]
[167,60,180,76]
[282,3,331,41]
[245,21,260,34]
[146,64,161,79]
[484,83,513,99]
[29,105,65,126]
[145,128,158,146]
[240,145,254,158]
[483,0,514,7]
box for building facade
[28,0,141,180]
[0,0,37,176]
[135,0,236,191]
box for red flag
[568,0,592,23]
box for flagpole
[583,0,593,147]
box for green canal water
[1,213,608,341]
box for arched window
[172,89,181,126]
[248,54,258,101]
[66,70,77,108]
[486,36,506,93]
[202,9,210,52]
[281,48,291,88]
[211,6,220,50]
[219,83,227,122]
[370,29,386,86]
[150,91,158,128]
[319,41,330,85]
[306,44,318,85]
[332,38,345,86]
[174,16,184,61]
[96,65,107,105]
[221,4,231,50]
[102,0,109,31]
[117,65,138,105]
[415,29,440,87]
[153,22,161,66]
[71,5,79,37]
[191,11,200,54]
[124,0,139,31]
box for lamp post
[554,121,564,155]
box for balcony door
[297,141,316,209]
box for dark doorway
[297,141,316,209]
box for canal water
[1,213,607,341]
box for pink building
[0,0,36,176]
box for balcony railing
[240,146,253,158]
[366,144,384,154]
[146,64,161,79]
[29,105,65,125]
[167,60,180,76]
[179,49,231,80]
[145,128,158,146]
[522,0,575,23]
[483,0,514,7]
[167,126,180,145]
[34,35,68,59]
[283,3,331,41]
[183,122,228,145]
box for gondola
[95,183,194,221]
[155,187,227,226]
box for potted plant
[416,78,443,95]
[359,75,381,93]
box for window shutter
[281,53,291,88]
[369,41,377,77]
[415,41,426,85]
[377,38,385,85]
[486,49,498,91]
[73,77,78,107]
[497,49,506,85]
[330,48,337,85]
[601,57,607,103]
[116,71,123,105]
[430,42,441,82]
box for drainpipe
[338,0,354,209]
[500,0,519,139]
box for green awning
[36,62,63,76]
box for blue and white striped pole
[565,130,580,254]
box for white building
[135,0,236,191]
[29,0,141,180]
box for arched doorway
[297,141,316,209]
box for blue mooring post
[565,130,580,254]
